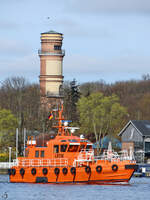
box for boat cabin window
[86,145,92,150]
[35,150,39,158]
[68,145,79,152]
[61,144,68,152]
[54,145,59,153]
[79,145,85,151]
[68,139,78,142]
[41,150,45,157]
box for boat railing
[78,149,94,160]
[17,158,68,167]
[73,149,94,167]
[73,148,136,166]
[94,149,135,162]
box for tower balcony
[38,49,65,56]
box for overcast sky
[0,0,150,84]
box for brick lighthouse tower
[38,30,65,105]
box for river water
[0,175,150,200]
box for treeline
[80,76,150,121]
[0,75,150,157]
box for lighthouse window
[61,144,68,152]
[35,150,39,158]
[41,150,45,158]
[54,145,59,153]
[54,45,61,50]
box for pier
[0,162,15,174]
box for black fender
[20,168,25,176]
[112,164,118,172]
[62,167,68,175]
[11,168,16,176]
[31,168,36,175]
[85,166,91,174]
[54,168,60,175]
[42,168,48,175]
[70,167,76,175]
[96,165,102,173]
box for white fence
[0,162,14,169]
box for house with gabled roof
[118,120,150,161]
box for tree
[0,109,18,149]
[63,80,80,123]
[138,93,150,120]
[0,77,41,133]
[77,93,128,154]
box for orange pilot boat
[8,103,137,184]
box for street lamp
[9,147,12,163]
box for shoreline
[0,169,8,175]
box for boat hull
[9,162,137,184]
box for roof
[118,120,150,137]
[41,30,62,35]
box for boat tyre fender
[11,168,16,176]
[31,168,36,175]
[96,165,102,173]
[54,168,60,175]
[85,166,91,174]
[42,168,48,175]
[8,169,11,175]
[20,168,25,176]
[62,167,68,175]
[112,164,118,172]
[70,167,76,175]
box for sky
[0,0,150,84]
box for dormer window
[54,45,61,50]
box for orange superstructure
[9,103,137,184]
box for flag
[48,112,53,120]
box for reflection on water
[0,175,149,200]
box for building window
[35,150,39,158]
[145,142,150,152]
[41,151,45,158]
[59,85,63,96]
[61,145,67,152]
[54,45,61,50]
[54,145,59,153]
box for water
[0,175,150,200]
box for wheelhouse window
[41,150,45,157]
[61,144,68,152]
[68,145,79,152]
[54,145,59,153]
[35,150,39,158]
[79,145,85,151]
[86,144,92,150]
[54,45,61,50]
